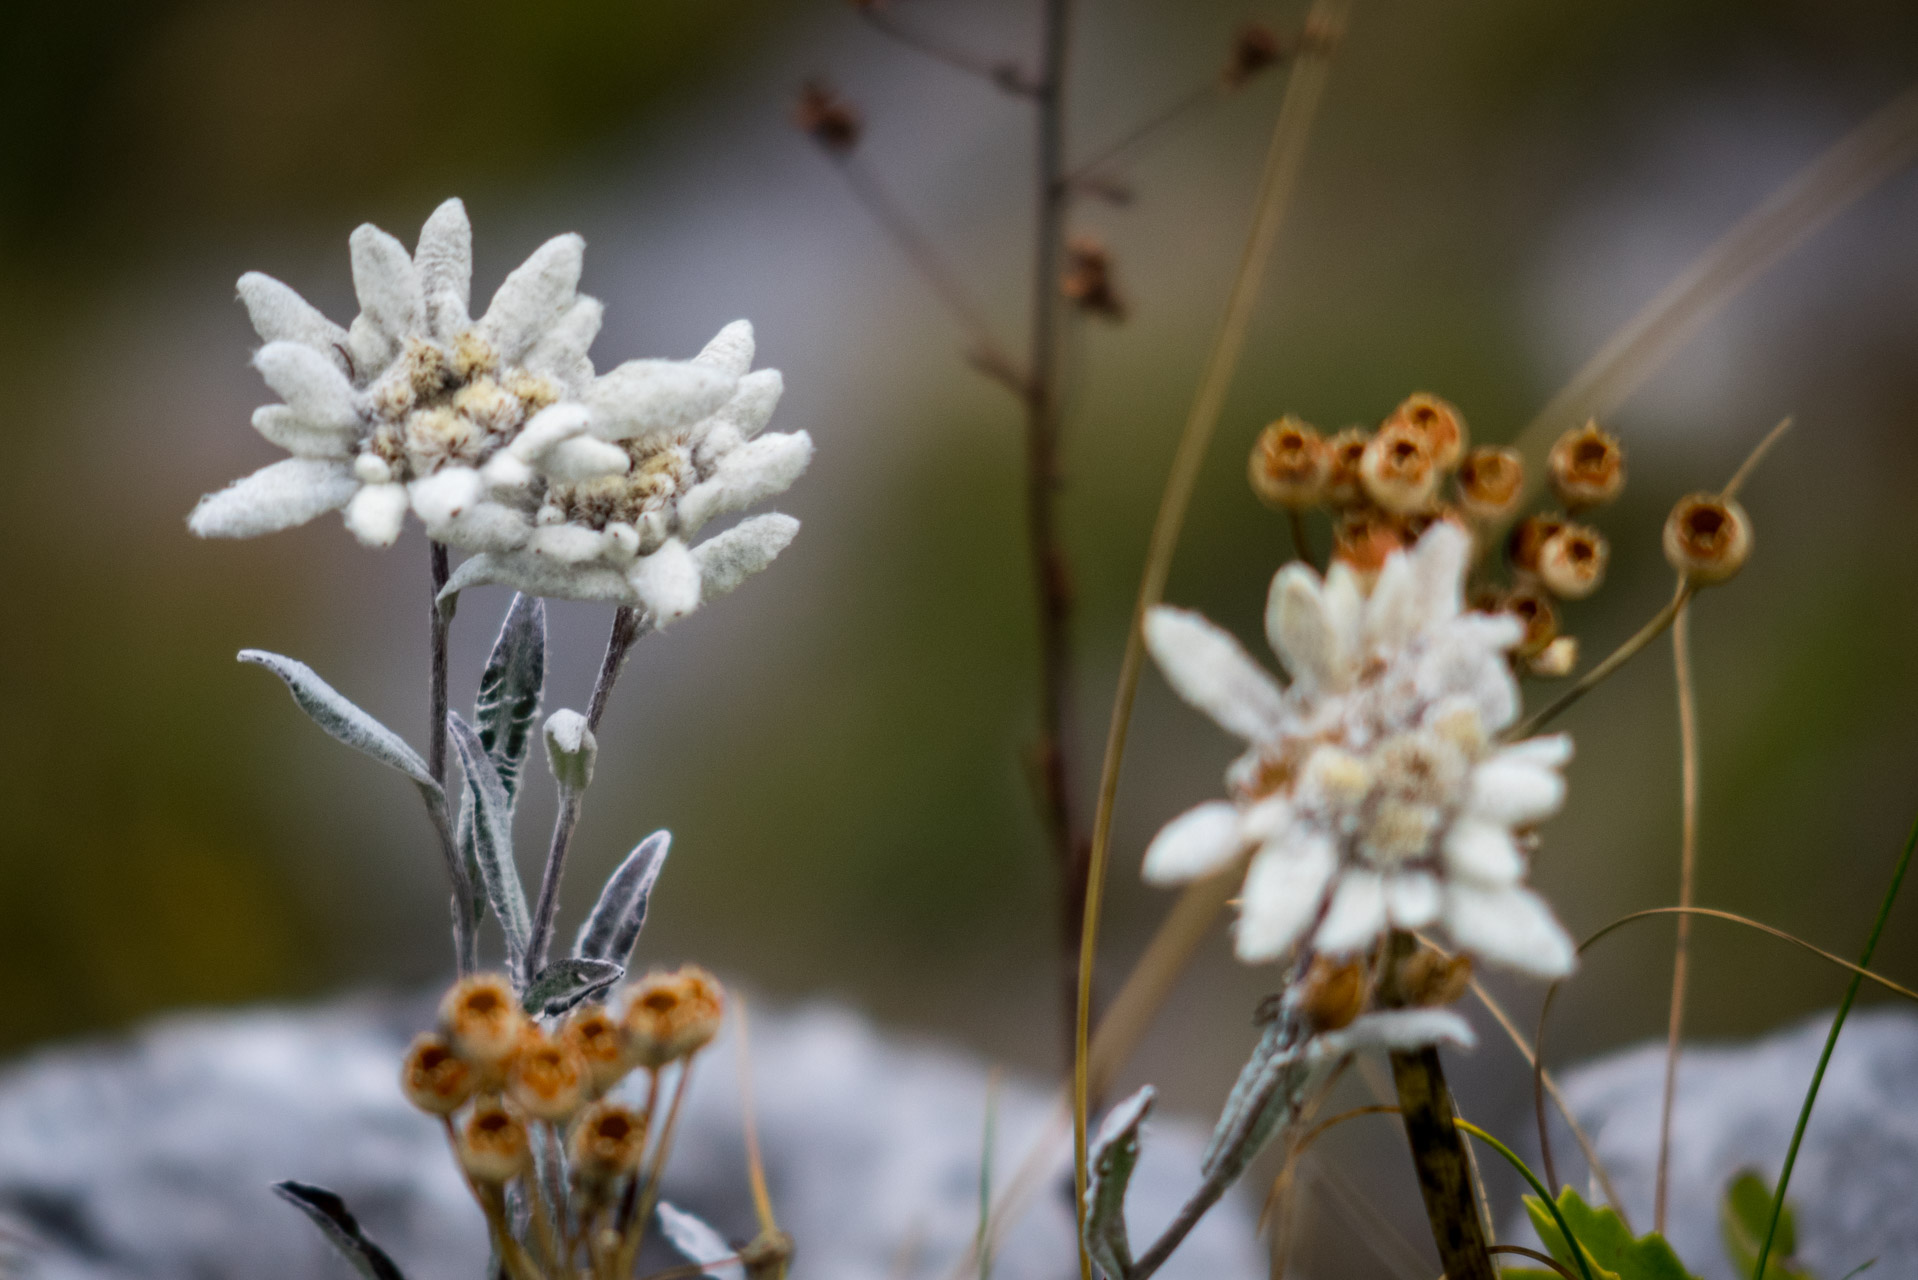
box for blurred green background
[3,0,1918,1267]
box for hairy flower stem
[1022,0,1092,1079]
[429,542,452,784]
[1379,932,1495,1280]
[525,786,583,985]
[425,541,479,972]
[587,606,647,733]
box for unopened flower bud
[620,966,725,1069]
[440,973,527,1070]
[1500,585,1558,659]
[794,81,861,155]
[1456,446,1523,522]
[1222,22,1290,87]
[1396,949,1473,1008]
[1332,507,1407,590]
[458,1102,531,1184]
[1536,524,1608,600]
[506,1031,587,1123]
[1506,513,1566,577]
[1663,493,1752,586]
[1060,236,1126,321]
[1295,954,1367,1033]
[1248,416,1329,509]
[561,1007,630,1096]
[1382,393,1466,472]
[569,1101,647,1184]
[401,1032,475,1115]
[1323,428,1370,507]
[1548,421,1625,510]
[1358,423,1439,515]
[543,710,597,792]
[1528,635,1578,678]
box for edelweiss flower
[1142,521,1576,978]
[188,198,812,621]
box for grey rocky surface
[1520,1007,1918,1279]
[0,993,1260,1280]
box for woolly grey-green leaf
[238,651,437,793]
[475,594,546,804]
[449,712,531,974]
[574,831,671,965]
[271,1181,408,1280]
[522,957,624,1016]
[1084,1085,1154,1280]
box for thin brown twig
[1071,2,1348,1260]
[1065,83,1223,188]
[1654,598,1697,1235]
[1722,415,1794,500]
[857,7,1035,95]
[1508,582,1691,740]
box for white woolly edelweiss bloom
[188,198,812,623]
[1142,521,1576,978]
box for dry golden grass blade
[1654,600,1699,1236]
[1511,82,1918,479]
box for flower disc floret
[1141,522,1576,978]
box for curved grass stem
[1654,600,1698,1235]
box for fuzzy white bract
[188,198,811,623]
[1142,522,1576,978]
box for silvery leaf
[449,713,531,973]
[271,1181,407,1280]
[1200,1019,1311,1184]
[574,831,671,964]
[475,594,546,804]
[523,957,624,1016]
[1084,1086,1154,1280]
[657,1202,744,1280]
[238,651,437,794]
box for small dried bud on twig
[1548,421,1625,511]
[1536,524,1609,600]
[1506,513,1566,577]
[561,1007,630,1096]
[506,1030,587,1122]
[1248,416,1329,509]
[1324,427,1370,506]
[794,81,862,155]
[1528,635,1578,678]
[1500,584,1559,659]
[440,974,527,1070]
[620,966,726,1068]
[1382,393,1466,472]
[401,1032,475,1115]
[1222,22,1291,88]
[459,1102,532,1184]
[1664,493,1752,585]
[1359,422,1439,514]
[1396,949,1473,1008]
[1295,954,1367,1032]
[1332,506,1407,589]
[1060,235,1127,321]
[1456,446,1524,522]
[569,1101,648,1185]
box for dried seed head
[1500,584,1559,659]
[1323,427,1370,507]
[1383,393,1466,472]
[1536,524,1609,600]
[1295,954,1367,1032]
[1248,416,1329,510]
[1664,493,1753,586]
[506,1030,587,1123]
[620,966,726,1068]
[458,1102,531,1184]
[1528,635,1578,679]
[1506,512,1566,577]
[568,1101,647,1182]
[1456,446,1524,522]
[1548,421,1625,511]
[440,973,527,1068]
[1396,949,1473,1008]
[1358,422,1439,514]
[400,1032,475,1115]
[1222,22,1290,87]
[561,1007,630,1095]
[1332,507,1407,590]
[794,81,862,155]
[1060,235,1126,321]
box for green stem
[1452,1120,1595,1280]
[1752,814,1918,1279]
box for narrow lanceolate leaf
[574,831,671,964]
[1201,1018,1310,1183]
[657,1202,745,1280]
[239,651,437,793]
[272,1181,407,1280]
[523,957,624,1016]
[1084,1086,1154,1280]
[475,594,546,804]
[449,713,531,972]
